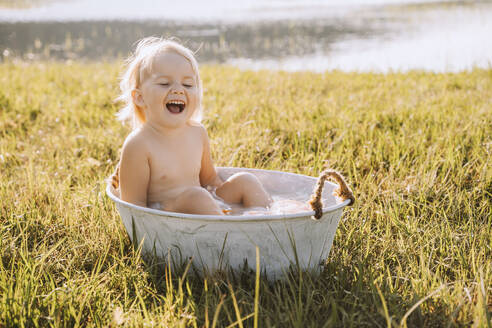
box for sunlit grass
[0,0,53,9]
[0,61,491,327]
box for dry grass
[0,61,490,327]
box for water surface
[1,0,491,72]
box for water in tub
[239,195,312,216]
[211,189,312,216]
[146,188,311,216]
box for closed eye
[159,83,169,86]
[183,84,193,88]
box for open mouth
[166,100,185,114]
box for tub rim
[106,167,351,223]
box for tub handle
[308,169,355,220]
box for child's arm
[119,136,150,207]
[199,126,223,189]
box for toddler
[112,37,272,215]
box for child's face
[136,51,199,129]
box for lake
[1,0,491,72]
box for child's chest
[148,134,203,182]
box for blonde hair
[116,37,203,128]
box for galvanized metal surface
[107,167,350,278]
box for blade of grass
[375,283,392,328]
[400,284,445,328]
[211,294,226,328]
[254,246,260,328]
[228,282,244,328]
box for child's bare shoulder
[121,129,149,157]
[187,122,208,140]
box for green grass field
[0,61,490,327]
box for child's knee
[228,172,271,207]
[229,172,261,188]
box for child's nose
[171,89,184,95]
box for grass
[0,0,53,9]
[0,61,491,327]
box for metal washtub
[107,167,354,278]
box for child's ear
[131,89,146,109]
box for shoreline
[2,1,492,72]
